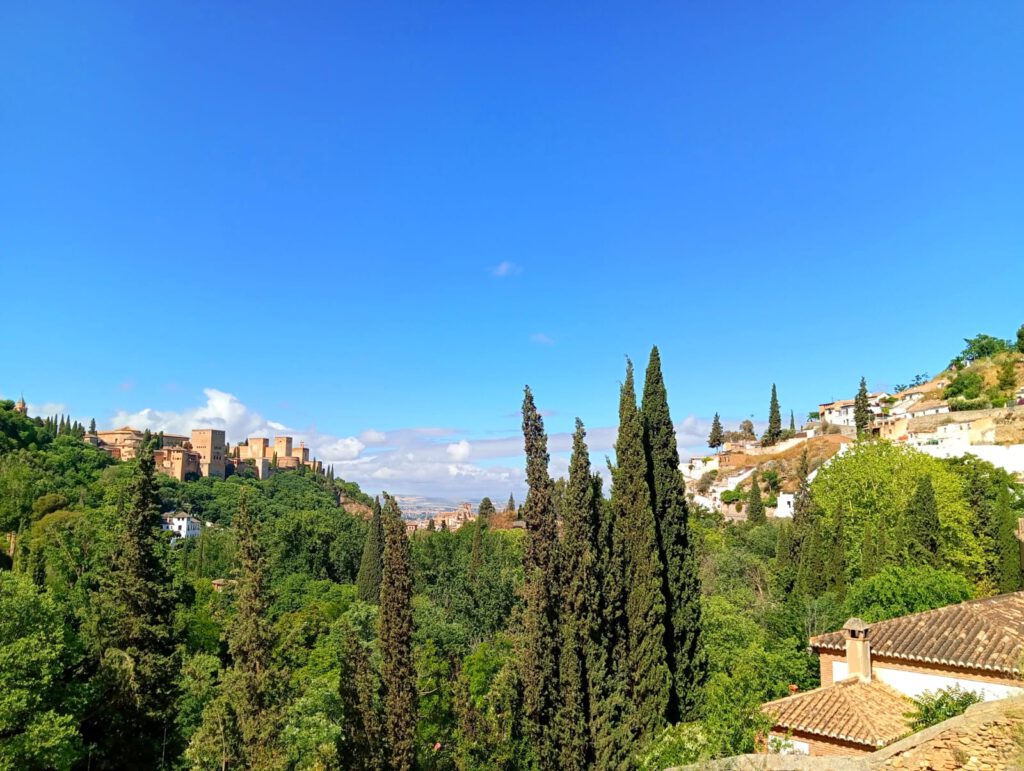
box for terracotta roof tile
[811,592,1024,675]
[762,677,912,748]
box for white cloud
[446,439,472,461]
[101,386,739,503]
[492,261,520,277]
[320,437,365,460]
[27,401,69,418]
[531,332,556,345]
[109,387,365,470]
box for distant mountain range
[393,494,477,519]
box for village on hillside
[683,343,1024,526]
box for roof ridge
[812,592,1024,642]
[856,680,910,740]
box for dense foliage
[3,354,1023,769]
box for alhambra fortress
[82,423,322,481]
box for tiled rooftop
[812,592,1024,676]
[762,677,912,748]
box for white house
[819,392,889,427]
[906,399,951,418]
[774,492,795,517]
[762,593,1024,757]
[162,512,201,543]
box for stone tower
[14,395,27,415]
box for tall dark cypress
[764,384,782,445]
[339,621,385,771]
[902,475,940,566]
[520,386,561,769]
[995,484,1022,593]
[90,435,178,764]
[746,470,766,525]
[555,420,600,770]
[791,449,819,590]
[469,497,494,581]
[507,493,516,514]
[592,481,631,770]
[613,361,670,741]
[641,346,705,722]
[825,513,847,597]
[379,493,417,771]
[227,494,281,768]
[357,497,385,603]
[854,377,872,436]
[708,413,724,451]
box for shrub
[720,489,742,505]
[905,686,981,731]
[949,398,988,412]
[637,722,709,770]
[696,471,718,495]
[944,371,984,400]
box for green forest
[1,347,1022,770]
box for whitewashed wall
[830,659,1024,701]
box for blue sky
[2,2,1023,499]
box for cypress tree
[520,386,561,769]
[854,377,872,436]
[357,497,385,603]
[592,484,631,770]
[903,475,940,566]
[825,514,847,597]
[995,484,1021,593]
[795,521,827,598]
[789,410,796,432]
[641,346,705,722]
[708,413,724,452]
[797,446,811,482]
[379,493,417,771]
[507,492,516,515]
[791,451,818,586]
[469,497,494,580]
[613,360,669,741]
[339,622,385,771]
[554,419,599,770]
[746,470,766,525]
[774,521,798,594]
[225,494,281,768]
[860,514,890,579]
[89,434,178,764]
[764,384,782,445]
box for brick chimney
[843,617,871,682]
